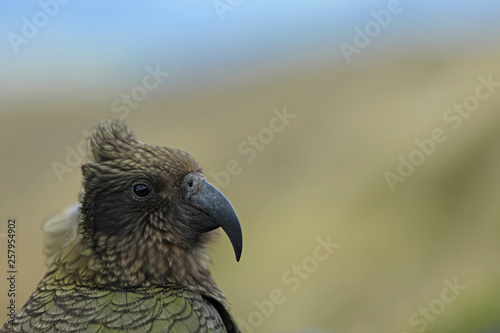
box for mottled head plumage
[86,119,138,163]
[85,119,200,176]
[74,119,242,304]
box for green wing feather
[3,269,229,332]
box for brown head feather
[64,119,227,303]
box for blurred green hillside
[1,53,500,333]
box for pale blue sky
[1,1,499,98]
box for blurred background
[1,1,500,332]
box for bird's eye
[134,184,149,197]
[129,180,154,201]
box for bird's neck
[51,232,228,305]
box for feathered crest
[87,119,138,163]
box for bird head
[78,119,242,287]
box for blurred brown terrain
[1,53,500,333]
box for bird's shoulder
[3,278,237,333]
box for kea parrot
[1,119,243,333]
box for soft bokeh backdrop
[1,1,500,332]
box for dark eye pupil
[134,184,149,197]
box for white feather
[42,204,79,267]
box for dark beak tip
[227,222,243,262]
[235,243,242,262]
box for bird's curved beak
[189,180,243,261]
